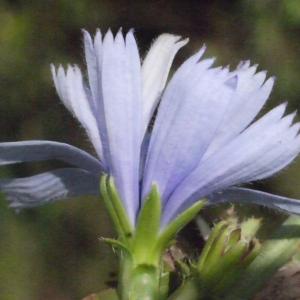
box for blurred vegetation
[1,0,300,299]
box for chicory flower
[1,29,300,229]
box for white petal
[141,34,188,133]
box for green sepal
[175,260,192,277]
[202,240,248,287]
[81,289,118,300]
[197,221,229,269]
[100,175,124,239]
[240,239,261,266]
[225,228,241,250]
[223,215,300,300]
[240,217,262,240]
[155,199,206,256]
[198,223,233,273]
[100,175,133,245]
[131,184,161,264]
[102,238,132,258]
[214,239,261,295]
[106,176,133,243]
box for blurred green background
[1,0,300,299]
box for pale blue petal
[141,34,188,133]
[161,103,300,227]
[85,29,111,168]
[197,111,299,189]
[204,69,274,159]
[51,64,73,112]
[162,144,300,225]
[207,187,300,215]
[0,141,104,176]
[83,29,102,113]
[67,66,104,159]
[102,29,142,225]
[51,65,103,160]
[1,168,99,209]
[143,54,236,203]
[139,130,151,181]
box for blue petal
[143,50,236,203]
[83,29,111,168]
[139,130,151,181]
[203,67,274,159]
[1,168,99,209]
[51,65,104,160]
[82,29,102,113]
[102,30,142,225]
[207,187,300,214]
[0,141,105,176]
[161,104,300,228]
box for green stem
[118,253,134,300]
[118,254,161,300]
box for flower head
[1,29,300,229]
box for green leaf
[131,184,161,264]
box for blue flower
[1,29,300,229]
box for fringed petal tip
[81,28,91,35]
[82,28,102,41]
[128,28,135,35]
[237,60,251,69]
[50,64,63,78]
[50,63,55,73]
